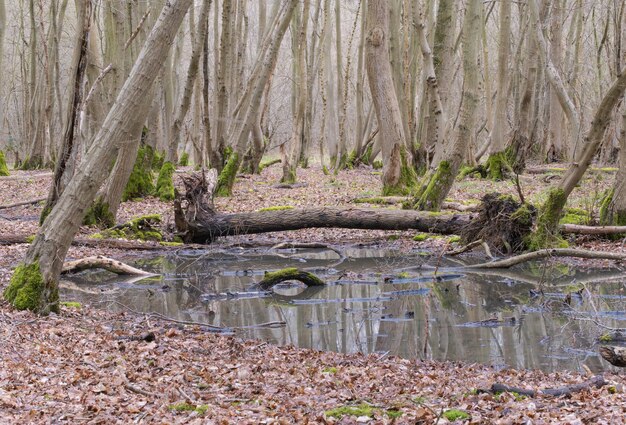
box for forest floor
[1,163,626,423]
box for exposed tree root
[599,346,626,367]
[464,248,626,269]
[62,255,157,276]
[488,375,606,397]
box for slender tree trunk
[365,0,415,196]
[414,0,481,211]
[3,0,193,315]
[600,111,626,225]
[213,0,233,171]
[42,0,92,220]
[486,0,511,180]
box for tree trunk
[600,111,626,225]
[365,0,415,196]
[3,0,193,315]
[414,0,481,211]
[486,0,511,180]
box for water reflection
[61,247,626,373]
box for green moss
[281,167,297,184]
[260,267,325,289]
[99,214,162,242]
[382,149,418,196]
[258,158,281,172]
[216,152,239,197]
[323,367,338,374]
[0,150,9,176]
[486,152,508,180]
[83,196,115,228]
[414,161,452,211]
[459,164,488,179]
[442,409,470,421]
[39,205,52,225]
[61,301,81,309]
[413,233,429,242]
[123,145,155,201]
[345,150,358,169]
[25,235,36,243]
[178,152,189,166]
[155,161,176,201]
[372,160,383,170]
[528,188,568,250]
[510,204,534,227]
[258,205,294,212]
[386,409,402,419]
[325,403,375,419]
[168,402,208,415]
[159,241,183,247]
[3,262,59,314]
[560,208,591,225]
[448,235,461,243]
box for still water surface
[61,246,626,373]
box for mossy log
[259,268,325,290]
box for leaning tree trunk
[365,0,416,196]
[413,0,481,211]
[486,0,511,180]
[3,0,193,315]
[530,70,626,249]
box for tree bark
[3,0,193,315]
[365,0,415,196]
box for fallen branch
[0,197,46,210]
[489,375,606,397]
[0,235,192,251]
[447,239,484,256]
[62,255,157,276]
[599,345,626,367]
[464,248,626,269]
[560,223,626,235]
[259,268,325,290]
[0,172,53,180]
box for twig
[125,9,150,50]
[82,64,113,110]
[126,383,155,397]
[447,239,483,256]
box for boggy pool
[61,245,626,373]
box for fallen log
[489,375,606,397]
[465,248,626,269]
[599,345,626,367]
[560,223,626,235]
[259,268,325,290]
[0,197,46,210]
[0,235,179,250]
[62,255,156,276]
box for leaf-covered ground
[1,164,626,423]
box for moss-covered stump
[19,155,45,170]
[460,193,536,254]
[486,151,508,181]
[528,188,569,250]
[259,268,325,290]
[3,262,59,314]
[156,161,176,201]
[0,150,9,176]
[96,214,163,242]
[83,196,115,228]
[123,145,155,201]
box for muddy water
[61,246,626,373]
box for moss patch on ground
[258,205,294,212]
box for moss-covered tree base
[83,196,116,228]
[178,152,189,166]
[413,161,452,211]
[20,155,44,171]
[155,161,176,201]
[382,150,418,196]
[3,262,59,314]
[486,151,508,181]
[280,167,297,185]
[216,152,239,197]
[123,145,155,201]
[0,150,9,176]
[527,188,569,250]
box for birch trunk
[3,0,193,315]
